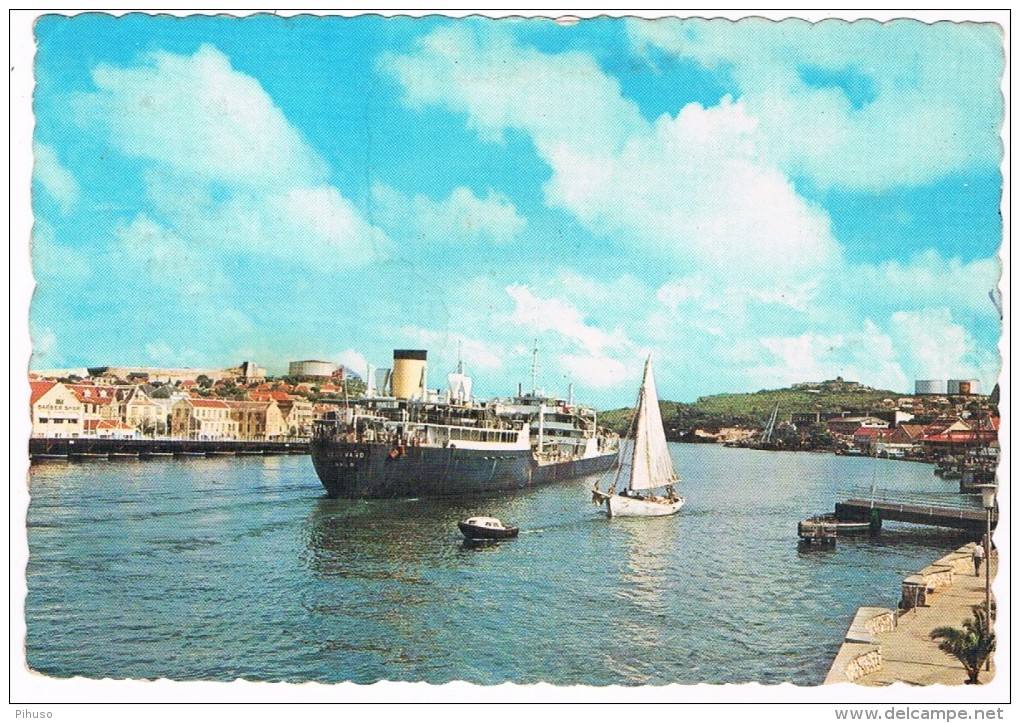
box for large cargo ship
[310,349,620,498]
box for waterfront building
[280,397,314,436]
[170,398,239,439]
[921,417,998,456]
[83,419,139,439]
[121,386,167,435]
[288,360,337,378]
[852,427,887,451]
[827,416,889,437]
[251,392,313,436]
[226,399,288,440]
[30,381,85,438]
[69,384,120,421]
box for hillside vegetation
[599,379,903,439]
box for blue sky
[29,14,1004,406]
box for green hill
[600,378,903,439]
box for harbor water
[25,445,973,685]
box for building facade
[171,398,239,439]
[30,381,85,438]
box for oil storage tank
[914,379,947,395]
[948,379,981,395]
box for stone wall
[900,543,980,611]
[824,642,883,684]
[864,610,897,635]
[844,648,883,682]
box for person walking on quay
[973,540,985,576]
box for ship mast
[531,339,539,395]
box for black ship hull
[309,439,619,498]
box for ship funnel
[392,350,427,400]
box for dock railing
[836,487,991,525]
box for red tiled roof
[84,419,136,431]
[186,399,231,409]
[30,381,57,406]
[250,391,292,402]
[69,385,118,405]
[853,427,888,438]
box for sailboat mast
[625,358,653,492]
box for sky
[27,12,1005,406]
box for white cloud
[848,251,1001,316]
[33,143,80,211]
[31,326,58,365]
[336,348,369,379]
[627,18,1004,191]
[382,25,643,157]
[113,214,219,296]
[85,44,326,187]
[371,183,526,246]
[31,219,91,282]
[385,29,842,285]
[382,22,1001,415]
[82,46,391,272]
[560,354,632,389]
[752,321,908,392]
[392,326,504,372]
[505,284,630,357]
[889,308,999,383]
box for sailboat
[592,356,685,518]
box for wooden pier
[834,488,995,534]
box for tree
[930,605,996,684]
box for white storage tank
[948,379,982,395]
[914,379,946,395]
[288,360,338,378]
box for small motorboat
[457,516,519,540]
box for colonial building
[121,386,166,434]
[171,398,239,439]
[30,381,85,438]
[226,399,288,440]
[70,384,120,421]
[251,392,314,436]
[84,419,139,439]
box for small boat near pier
[798,514,874,545]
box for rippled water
[25,446,972,685]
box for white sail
[627,358,679,492]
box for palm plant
[930,605,996,684]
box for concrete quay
[825,543,997,686]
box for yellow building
[226,399,288,440]
[171,398,239,439]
